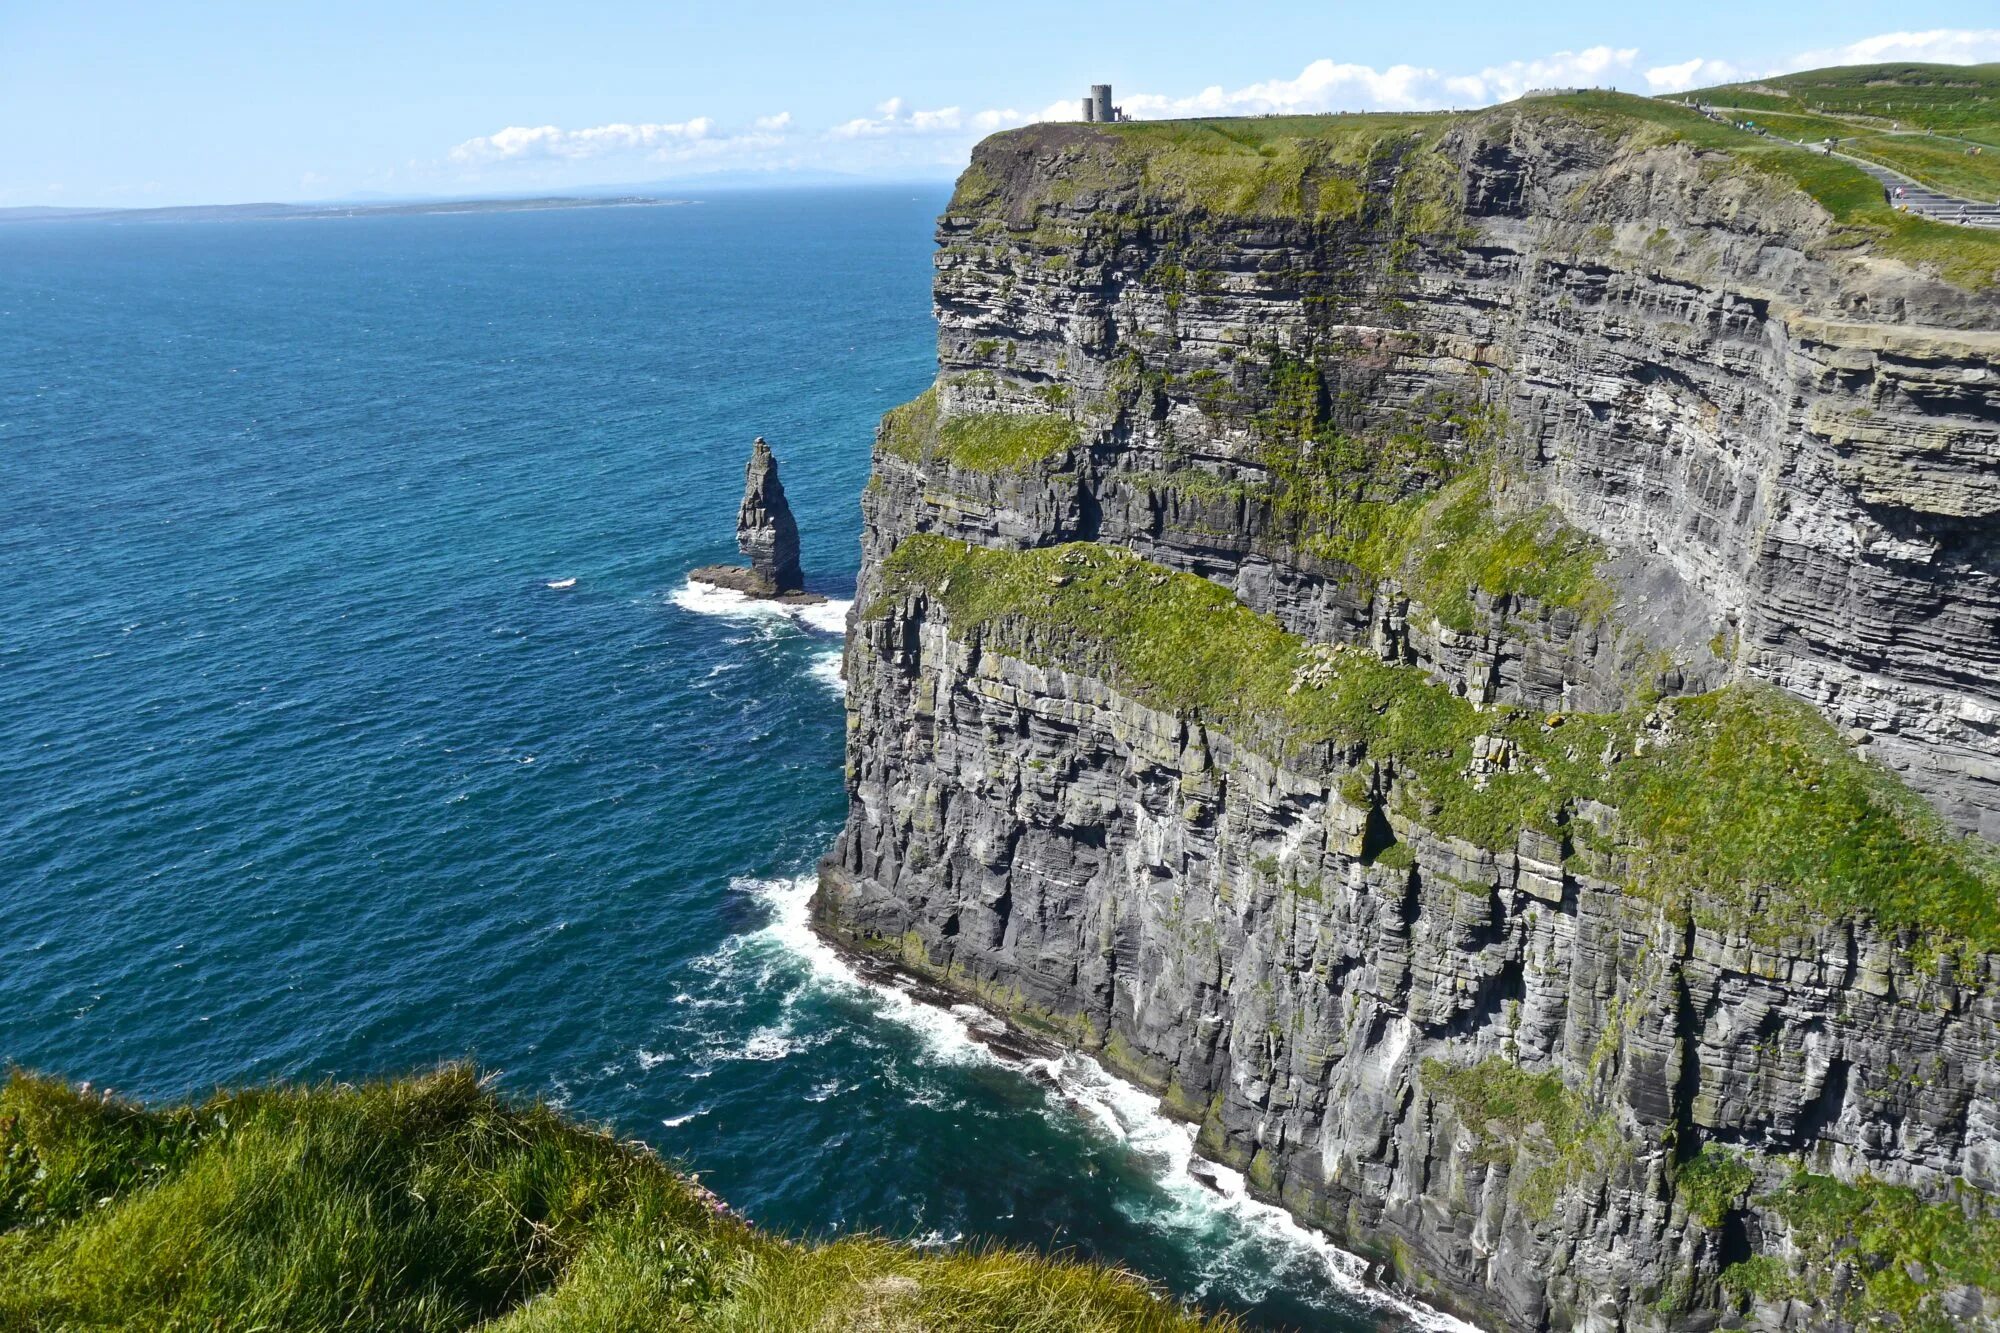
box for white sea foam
[661,1107,709,1128]
[736,873,1478,1332]
[808,649,843,693]
[546,577,577,590]
[670,578,852,636]
[732,1027,800,1061]
[1031,1054,1480,1331]
[793,599,852,635]
[738,876,992,1067]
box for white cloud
[1453,46,1640,104]
[1116,47,1637,120]
[1644,58,1745,93]
[829,98,996,139]
[450,116,761,163]
[1646,27,2000,94]
[431,28,2000,186]
[1790,27,2000,69]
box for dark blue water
[0,193,1443,1332]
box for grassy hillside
[0,1066,1228,1332]
[1679,62,2000,200]
[1683,62,2000,134]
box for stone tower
[1090,84,1114,124]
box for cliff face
[817,95,2000,1331]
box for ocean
[0,190,1457,1332]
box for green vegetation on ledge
[877,535,2000,950]
[880,385,1080,473]
[1675,1143,1755,1227]
[1420,1057,1625,1220]
[1249,356,1611,629]
[1722,1169,2000,1332]
[0,1066,1227,1332]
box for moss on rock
[876,535,2000,950]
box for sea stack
[690,437,823,603]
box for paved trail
[1690,104,2000,228]
[1833,153,2000,228]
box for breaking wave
[669,578,852,636]
[734,875,1476,1332]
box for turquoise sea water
[0,192,1449,1332]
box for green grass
[1684,62,2000,135]
[876,535,2000,949]
[879,386,1080,473]
[949,79,2000,289]
[1419,1058,1625,1220]
[1400,465,1610,631]
[1678,64,2000,202]
[1534,89,2000,289]
[1422,1059,1588,1163]
[1235,354,1611,628]
[1676,1143,1754,1227]
[951,113,1456,222]
[1721,1169,2000,1332]
[1842,133,2000,201]
[0,1066,1229,1332]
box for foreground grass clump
[879,385,1079,473]
[0,1066,1228,1332]
[1722,1170,2000,1332]
[878,535,2000,950]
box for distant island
[0,196,692,225]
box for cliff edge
[818,85,2000,1331]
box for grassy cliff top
[948,77,2000,289]
[949,109,1459,220]
[0,1066,1226,1332]
[1683,62,2000,136]
[1679,62,2000,202]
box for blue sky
[5,3,1999,207]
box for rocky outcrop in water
[817,95,2000,1331]
[691,436,820,602]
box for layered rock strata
[818,97,2000,1331]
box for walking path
[1834,154,2000,229]
[1682,103,2000,228]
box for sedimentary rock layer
[819,96,2000,1330]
